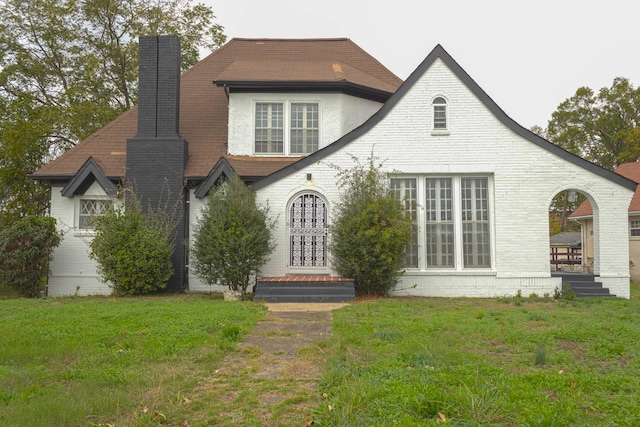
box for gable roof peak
[253,43,637,192]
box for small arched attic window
[432,97,447,130]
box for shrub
[0,216,62,297]
[191,174,275,298]
[329,155,413,296]
[89,192,177,295]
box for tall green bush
[89,193,177,295]
[0,216,62,297]
[191,174,275,298]
[329,156,413,296]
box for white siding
[187,190,228,293]
[255,59,634,298]
[47,182,113,296]
[227,92,383,156]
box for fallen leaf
[571,382,577,388]
[558,369,565,374]
[438,411,447,423]
[183,397,191,403]
[153,412,166,420]
[328,405,333,411]
[141,407,149,414]
[179,421,191,427]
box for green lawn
[0,294,267,426]
[2,288,640,426]
[314,294,640,426]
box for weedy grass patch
[314,295,640,426]
[0,294,266,426]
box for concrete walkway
[191,302,349,425]
[220,303,348,379]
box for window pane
[291,103,318,154]
[631,220,640,236]
[461,178,490,268]
[79,199,112,230]
[434,106,446,129]
[433,97,447,129]
[391,178,418,268]
[426,178,454,268]
[255,103,283,153]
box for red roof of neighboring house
[570,162,640,218]
[32,38,402,181]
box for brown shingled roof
[32,38,402,181]
[570,162,640,218]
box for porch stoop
[254,276,355,303]
[551,272,615,297]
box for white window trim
[74,196,116,236]
[393,175,495,272]
[431,95,450,136]
[253,100,321,156]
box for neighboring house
[549,232,582,272]
[570,162,640,281]
[31,35,636,298]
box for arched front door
[289,193,327,270]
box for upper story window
[255,101,319,155]
[78,198,112,230]
[255,102,284,153]
[433,97,447,130]
[290,103,318,154]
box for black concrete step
[561,280,614,297]
[551,272,615,297]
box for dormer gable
[195,157,236,198]
[61,157,118,197]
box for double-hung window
[630,219,640,237]
[391,178,419,268]
[290,103,318,154]
[426,178,455,268]
[255,101,319,155]
[391,176,493,270]
[255,102,284,154]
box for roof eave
[215,80,393,103]
[251,44,638,193]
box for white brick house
[32,37,636,298]
[247,45,635,298]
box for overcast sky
[205,0,639,130]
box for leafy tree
[191,174,275,299]
[0,0,226,221]
[546,78,640,169]
[548,190,585,235]
[89,191,178,295]
[329,155,413,296]
[0,216,62,297]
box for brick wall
[126,35,187,292]
[255,58,634,298]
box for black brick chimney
[126,35,187,292]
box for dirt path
[189,303,349,426]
